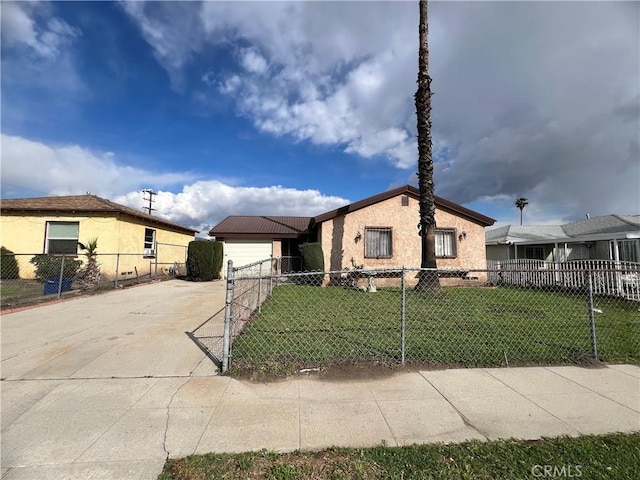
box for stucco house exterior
[209,185,496,282]
[486,215,640,263]
[1,195,197,280]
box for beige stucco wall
[317,194,488,285]
[1,213,193,280]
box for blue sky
[1,1,638,234]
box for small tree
[299,242,325,286]
[77,238,101,290]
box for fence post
[57,255,66,299]
[258,261,263,313]
[222,260,234,373]
[587,270,599,361]
[401,267,406,364]
[115,253,120,288]
[154,242,159,280]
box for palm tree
[515,197,528,225]
[77,237,101,290]
[415,0,440,292]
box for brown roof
[209,216,312,239]
[313,185,496,227]
[1,195,198,234]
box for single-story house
[209,185,496,282]
[1,195,198,280]
[486,215,640,263]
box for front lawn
[159,432,640,480]
[230,285,639,372]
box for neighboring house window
[45,221,79,254]
[365,227,392,258]
[435,229,456,258]
[144,228,156,251]
[525,247,545,260]
[617,240,639,263]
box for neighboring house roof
[209,216,313,239]
[0,195,198,234]
[313,185,496,227]
[562,215,640,237]
[486,215,640,245]
[486,225,569,245]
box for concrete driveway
[2,280,639,480]
[1,280,225,479]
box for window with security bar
[435,229,456,258]
[365,227,392,258]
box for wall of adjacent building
[0,213,193,280]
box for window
[401,195,409,206]
[144,228,156,250]
[45,221,79,254]
[365,227,392,258]
[525,247,545,260]
[617,240,639,263]
[435,229,456,258]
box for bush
[29,254,83,282]
[1,247,20,279]
[298,242,325,285]
[187,240,223,281]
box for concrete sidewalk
[1,365,638,479]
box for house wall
[0,213,193,280]
[316,194,488,285]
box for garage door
[223,239,273,271]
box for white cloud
[0,1,79,59]
[0,134,195,198]
[240,48,268,75]
[105,2,640,222]
[115,182,350,234]
[1,134,349,233]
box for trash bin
[43,277,73,295]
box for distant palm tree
[515,198,528,225]
[415,0,440,292]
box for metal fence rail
[1,251,187,309]
[199,261,640,373]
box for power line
[142,189,157,215]
[0,182,51,197]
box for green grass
[158,432,640,480]
[230,285,640,372]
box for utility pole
[142,189,156,215]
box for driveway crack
[163,378,189,460]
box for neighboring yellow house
[1,195,197,281]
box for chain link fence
[189,259,640,374]
[1,249,187,309]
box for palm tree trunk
[415,0,440,292]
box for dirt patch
[227,357,609,383]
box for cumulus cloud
[0,134,195,198]
[121,1,639,221]
[115,182,350,234]
[1,134,350,232]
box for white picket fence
[487,259,640,301]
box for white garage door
[223,240,273,271]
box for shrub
[29,254,83,282]
[187,240,222,281]
[1,247,20,279]
[298,242,325,285]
